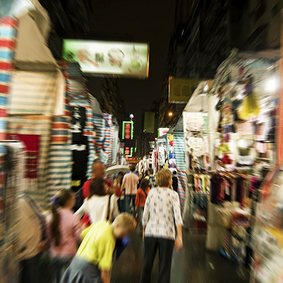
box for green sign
[144,112,155,133]
[63,39,149,77]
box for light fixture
[266,77,279,93]
[168,111,173,117]
[199,83,209,96]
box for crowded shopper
[46,189,82,283]
[82,160,115,199]
[78,160,116,227]
[60,213,136,283]
[172,170,178,192]
[135,178,150,230]
[121,165,139,215]
[17,194,48,283]
[140,169,183,283]
[148,168,156,189]
[113,172,125,212]
[75,178,119,225]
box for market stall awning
[168,116,183,134]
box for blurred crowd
[18,161,182,283]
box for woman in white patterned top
[140,169,183,283]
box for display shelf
[251,167,283,283]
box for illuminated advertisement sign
[63,39,149,77]
[158,128,169,137]
[122,121,134,157]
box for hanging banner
[144,112,155,133]
[168,77,199,103]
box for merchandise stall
[204,50,280,271]
[156,135,167,169]
[249,54,283,282]
[182,80,216,232]
[250,167,283,282]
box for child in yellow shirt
[60,213,136,283]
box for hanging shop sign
[168,77,200,103]
[122,120,134,157]
[63,39,149,78]
[144,112,155,133]
[158,127,169,137]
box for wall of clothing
[204,50,280,270]
[0,141,25,283]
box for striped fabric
[51,116,70,144]
[102,113,114,167]
[66,79,88,101]
[65,63,83,79]
[7,115,52,208]
[177,169,187,214]
[47,68,72,205]
[0,16,17,140]
[112,127,119,166]
[174,132,186,171]
[93,115,106,163]
[6,69,59,209]
[65,64,95,178]
[47,121,72,202]
[9,71,57,115]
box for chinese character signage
[168,77,199,103]
[122,121,134,157]
[63,39,149,78]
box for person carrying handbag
[75,178,119,226]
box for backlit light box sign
[122,121,134,157]
[63,39,149,77]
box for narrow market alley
[111,229,249,283]
[36,228,249,283]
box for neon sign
[122,121,134,157]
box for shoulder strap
[106,195,111,221]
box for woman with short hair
[140,169,183,283]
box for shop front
[204,50,280,275]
